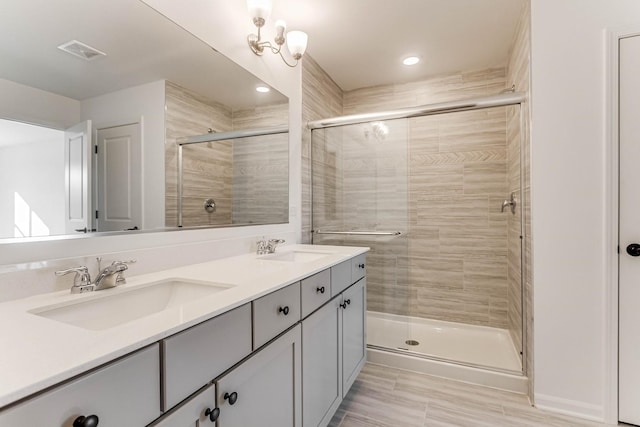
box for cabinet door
[341,278,366,396]
[0,344,160,427]
[302,298,342,427]
[149,384,217,427]
[162,304,252,410]
[217,325,301,427]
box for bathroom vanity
[0,245,367,427]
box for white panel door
[619,34,640,426]
[64,120,91,234]
[95,123,142,232]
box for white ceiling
[271,0,526,91]
[0,0,286,109]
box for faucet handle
[55,266,94,294]
[110,260,136,285]
[269,239,285,244]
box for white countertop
[0,244,368,408]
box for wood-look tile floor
[327,363,626,427]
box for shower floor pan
[367,311,527,393]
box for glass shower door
[311,119,412,352]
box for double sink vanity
[0,244,368,427]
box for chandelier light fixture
[246,0,308,68]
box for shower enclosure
[310,93,526,377]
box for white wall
[81,80,166,230]
[0,136,65,238]
[531,0,640,422]
[0,78,80,129]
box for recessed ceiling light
[256,85,270,93]
[403,56,420,66]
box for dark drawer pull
[73,415,99,427]
[224,391,238,405]
[205,407,220,422]
[316,286,325,294]
[358,263,365,269]
[340,299,351,309]
[278,306,290,315]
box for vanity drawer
[331,260,352,297]
[351,253,367,283]
[162,303,252,411]
[300,269,331,318]
[0,344,160,427]
[253,282,301,349]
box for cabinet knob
[358,263,365,269]
[316,286,325,294]
[224,391,238,405]
[278,306,290,316]
[627,243,640,257]
[204,407,220,422]
[73,415,99,427]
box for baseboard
[534,393,605,422]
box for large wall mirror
[0,0,289,241]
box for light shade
[247,0,272,20]
[286,31,308,59]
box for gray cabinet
[300,269,331,318]
[341,278,366,395]
[162,303,252,410]
[0,253,366,427]
[0,344,160,427]
[302,277,367,427]
[217,325,302,427]
[253,282,301,349]
[149,384,217,427]
[302,298,342,427]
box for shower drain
[405,339,420,346]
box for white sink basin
[262,250,332,263]
[29,279,233,330]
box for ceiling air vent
[57,40,107,61]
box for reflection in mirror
[0,0,289,241]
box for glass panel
[311,106,524,375]
[178,132,288,227]
[311,119,411,351]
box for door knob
[627,243,640,257]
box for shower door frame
[309,92,528,375]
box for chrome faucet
[257,238,286,255]
[55,259,136,294]
[94,260,131,291]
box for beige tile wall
[165,81,289,228]
[301,56,344,243]
[165,81,233,228]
